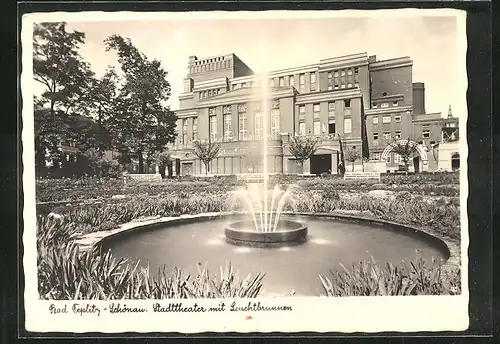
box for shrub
[319,255,461,296]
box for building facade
[169,52,453,176]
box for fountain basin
[225,219,308,248]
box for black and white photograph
[22,9,469,333]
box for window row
[299,100,352,120]
[199,88,222,99]
[190,58,231,74]
[207,106,281,142]
[373,130,402,141]
[372,114,402,125]
[371,101,399,109]
[298,118,351,136]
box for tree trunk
[138,152,144,173]
[159,165,166,179]
[205,161,209,175]
[352,162,355,172]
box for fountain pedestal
[225,219,308,248]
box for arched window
[451,153,460,170]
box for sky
[31,11,466,118]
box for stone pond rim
[224,219,308,247]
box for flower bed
[35,174,462,299]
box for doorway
[451,153,460,170]
[310,154,332,175]
[413,156,420,173]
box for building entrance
[310,154,332,175]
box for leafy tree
[33,22,111,176]
[344,146,361,172]
[154,150,172,179]
[192,139,221,175]
[288,135,318,172]
[391,138,418,174]
[33,22,95,116]
[104,35,177,173]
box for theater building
[169,52,448,176]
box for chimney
[448,104,453,118]
[412,82,426,115]
[368,55,377,63]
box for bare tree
[344,146,361,172]
[192,139,221,175]
[391,138,418,174]
[288,135,318,173]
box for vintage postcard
[22,9,469,334]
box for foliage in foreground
[38,242,264,300]
[319,255,461,297]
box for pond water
[100,215,448,296]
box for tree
[344,146,361,172]
[391,138,418,174]
[33,22,112,177]
[104,35,177,173]
[288,135,318,173]
[33,22,95,116]
[192,139,221,175]
[338,139,346,176]
[154,150,172,179]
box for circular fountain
[225,217,308,247]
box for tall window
[383,131,391,140]
[279,77,285,87]
[223,106,232,141]
[313,103,320,120]
[209,115,217,141]
[327,72,333,90]
[271,108,280,139]
[395,130,401,139]
[289,75,295,87]
[328,102,335,116]
[344,99,351,116]
[255,111,264,140]
[299,122,306,136]
[383,115,391,123]
[182,119,188,144]
[299,74,305,93]
[373,132,379,140]
[394,153,401,164]
[299,105,306,120]
[344,118,352,134]
[423,129,431,138]
[192,117,198,140]
[373,117,379,125]
[347,69,353,76]
[313,121,321,136]
[395,115,401,122]
[238,104,248,140]
[310,72,317,91]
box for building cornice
[192,77,229,91]
[318,53,369,72]
[179,92,194,100]
[176,110,198,118]
[295,88,362,104]
[197,87,295,107]
[365,105,413,115]
[371,94,404,101]
[369,57,413,71]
